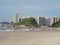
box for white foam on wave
[0,29,14,32]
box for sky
[0,0,60,22]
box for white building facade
[50,17,60,26]
[35,16,46,26]
[12,13,19,23]
[45,18,50,26]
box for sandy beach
[0,32,60,45]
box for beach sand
[0,32,60,45]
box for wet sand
[0,32,60,45]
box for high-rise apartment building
[45,17,50,26]
[53,17,59,23]
[50,18,53,26]
[50,17,60,26]
[12,13,19,23]
[35,16,46,26]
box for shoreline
[0,28,60,32]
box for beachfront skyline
[0,0,60,22]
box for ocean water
[0,27,13,32]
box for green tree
[52,20,60,27]
[12,17,40,28]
